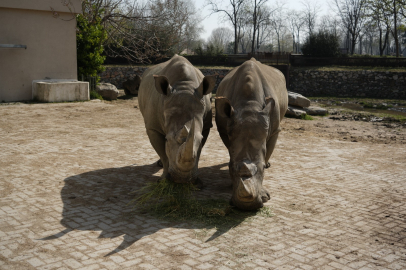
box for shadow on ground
[41,162,256,256]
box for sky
[194,0,333,41]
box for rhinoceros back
[217,58,288,119]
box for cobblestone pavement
[1,100,405,270]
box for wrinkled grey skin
[215,58,288,210]
[138,55,216,183]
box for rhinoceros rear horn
[180,118,196,162]
[153,75,172,96]
[197,75,217,96]
[215,97,234,119]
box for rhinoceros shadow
[41,162,256,256]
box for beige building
[0,0,82,102]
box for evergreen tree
[302,31,341,57]
[76,13,107,81]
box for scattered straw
[129,178,273,226]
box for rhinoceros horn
[237,178,256,202]
[176,124,189,144]
[179,118,196,164]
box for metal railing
[80,75,97,91]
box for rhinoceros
[215,58,288,210]
[138,55,216,184]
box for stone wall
[289,69,406,99]
[100,66,406,99]
[100,67,147,89]
[99,66,231,93]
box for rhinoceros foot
[157,159,163,167]
[264,162,271,169]
[192,177,204,189]
[260,187,270,203]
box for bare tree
[319,15,341,37]
[207,27,234,51]
[79,0,202,63]
[249,0,270,54]
[206,0,246,54]
[362,21,376,54]
[287,10,305,53]
[269,5,286,52]
[334,0,368,55]
[301,0,321,35]
[149,0,203,55]
[366,0,392,56]
[80,0,160,63]
[238,7,253,53]
[254,5,275,51]
[382,0,405,57]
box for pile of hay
[130,178,272,226]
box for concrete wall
[0,0,81,102]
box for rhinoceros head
[153,74,216,183]
[216,97,275,210]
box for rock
[123,75,141,95]
[96,83,119,100]
[303,106,328,116]
[285,106,307,118]
[288,91,311,108]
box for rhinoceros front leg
[264,128,281,169]
[146,129,169,179]
[260,129,281,202]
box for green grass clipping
[129,178,273,227]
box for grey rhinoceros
[138,55,216,184]
[215,58,288,210]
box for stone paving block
[27,257,45,267]
[1,102,406,270]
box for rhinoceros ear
[197,75,217,96]
[215,97,234,118]
[262,97,275,115]
[153,75,172,96]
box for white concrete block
[32,79,89,102]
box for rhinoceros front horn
[237,178,256,202]
[178,118,196,165]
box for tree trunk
[251,28,257,54]
[351,34,356,55]
[359,36,362,54]
[234,25,238,54]
[297,31,300,53]
[256,27,260,51]
[251,0,257,55]
[393,0,399,57]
